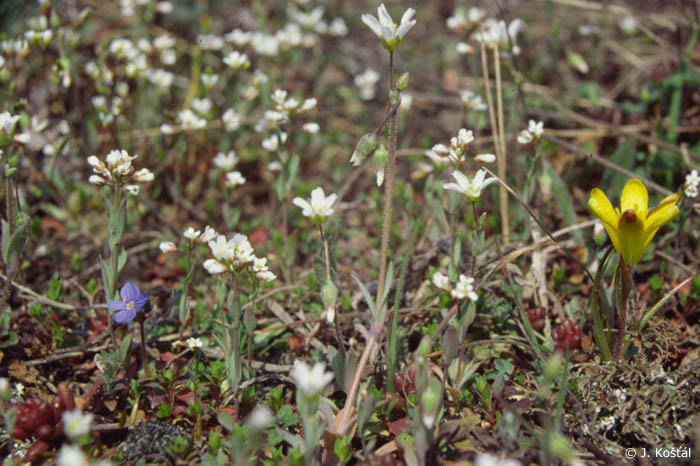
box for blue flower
[108,282,148,323]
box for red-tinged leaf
[288,335,304,351]
[173,406,185,416]
[176,391,194,402]
[160,352,178,362]
[386,416,410,436]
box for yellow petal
[588,188,618,228]
[620,179,648,218]
[589,188,622,256]
[617,210,645,265]
[641,194,680,253]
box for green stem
[105,188,124,349]
[613,261,631,360]
[591,247,614,362]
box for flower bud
[321,280,338,323]
[593,220,606,246]
[420,376,442,429]
[373,144,388,186]
[539,172,552,197]
[396,72,410,92]
[350,133,377,167]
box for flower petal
[132,292,149,312]
[113,308,136,323]
[108,300,126,313]
[641,193,679,253]
[377,4,393,28]
[620,179,648,217]
[361,14,384,38]
[589,188,623,258]
[120,282,140,301]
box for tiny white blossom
[685,170,700,187]
[474,153,496,163]
[213,151,239,171]
[209,235,232,261]
[619,16,638,35]
[223,51,250,69]
[124,184,140,195]
[443,169,498,202]
[256,270,277,282]
[292,187,337,223]
[685,184,698,198]
[517,130,533,145]
[222,109,241,131]
[89,175,106,185]
[290,361,334,397]
[302,122,320,133]
[199,226,218,243]
[225,171,246,187]
[456,42,474,54]
[183,227,201,240]
[204,258,227,274]
[527,120,544,138]
[14,383,24,396]
[475,452,521,466]
[57,444,89,466]
[432,271,450,291]
[187,337,203,348]
[192,98,212,116]
[62,409,94,440]
[451,275,478,301]
[0,112,20,133]
[247,404,273,430]
[159,241,177,253]
[133,168,154,182]
[460,90,487,111]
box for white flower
[146,68,174,88]
[432,271,450,291]
[527,120,544,138]
[62,409,94,440]
[124,184,140,195]
[213,151,239,171]
[290,361,334,397]
[57,444,89,466]
[187,337,203,348]
[268,161,282,171]
[247,404,273,430]
[230,233,255,264]
[355,69,380,100]
[225,171,246,187]
[222,109,241,131]
[475,452,521,466]
[159,241,176,253]
[153,34,175,50]
[201,73,219,89]
[451,275,478,301]
[619,16,638,35]
[192,98,212,116]
[292,186,337,223]
[156,1,173,13]
[302,122,320,133]
[685,170,700,187]
[399,93,413,112]
[178,109,207,130]
[208,235,231,260]
[361,4,416,51]
[262,134,280,152]
[455,128,474,147]
[456,42,474,54]
[133,168,154,182]
[0,112,20,133]
[183,227,201,240]
[197,34,224,50]
[256,270,277,282]
[474,153,496,163]
[443,169,498,202]
[225,28,252,46]
[223,51,250,69]
[252,257,268,272]
[301,98,317,112]
[199,226,217,243]
[89,175,106,185]
[14,383,24,396]
[160,124,174,134]
[460,90,487,111]
[685,184,698,198]
[203,258,227,274]
[517,130,533,144]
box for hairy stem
[493,47,509,244]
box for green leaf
[217,410,235,432]
[1,219,9,264]
[117,247,127,275]
[352,274,375,315]
[547,161,580,239]
[119,334,132,364]
[3,222,28,269]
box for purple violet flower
[108,282,149,323]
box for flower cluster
[432,128,494,166]
[432,272,479,301]
[684,170,699,198]
[87,149,154,195]
[516,120,544,144]
[460,90,487,112]
[270,89,317,123]
[361,4,417,52]
[293,187,337,225]
[203,233,276,282]
[160,225,217,254]
[445,5,525,56]
[355,69,381,101]
[213,151,246,188]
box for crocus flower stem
[613,260,632,360]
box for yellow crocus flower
[588,179,680,265]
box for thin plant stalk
[613,261,632,360]
[338,50,398,434]
[493,47,509,244]
[105,188,125,349]
[479,40,508,245]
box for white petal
[397,19,416,38]
[400,8,415,25]
[377,4,394,28]
[361,14,384,38]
